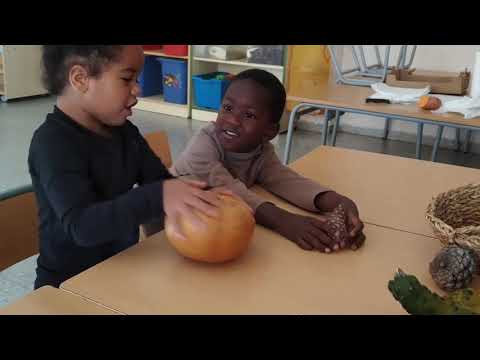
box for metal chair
[328,45,417,85]
[328,45,393,86]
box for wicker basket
[426,183,480,253]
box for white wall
[336,45,480,150]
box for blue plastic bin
[138,56,163,97]
[192,72,232,110]
[158,58,188,104]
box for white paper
[369,82,430,103]
[432,95,480,119]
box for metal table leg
[464,129,472,154]
[283,104,302,165]
[415,122,423,160]
[383,118,391,140]
[431,125,444,162]
[330,111,341,146]
[321,111,330,146]
[455,128,461,152]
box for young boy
[29,45,225,289]
[171,69,365,253]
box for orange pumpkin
[165,194,255,263]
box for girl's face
[84,45,144,127]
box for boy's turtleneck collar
[224,143,264,160]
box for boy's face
[215,79,278,153]
[84,45,144,127]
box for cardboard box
[386,68,470,95]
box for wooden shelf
[144,50,188,60]
[193,57,284,71]
[134,95,189,117]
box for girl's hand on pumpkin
[163,179,222,240]
[210,186,254,214]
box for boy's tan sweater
[170,122,330,213]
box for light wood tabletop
[267,145,480,238]
[288,81,479,128]
[60,196,467,315]
[58,146,480,314]
[0,286,120,315]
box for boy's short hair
[232,69,286,124]
[41,45,125,95]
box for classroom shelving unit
[134,48,191,118]
[190,45,287,122]
[134,45,288,123]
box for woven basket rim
[426,183,480,250]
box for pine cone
[325,204,348,246]
[429,245,478,292]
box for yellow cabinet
[285,45,332,111]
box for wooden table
[61,165,477,316]
[61,224,449,315]
[0,286,120,315]
[58,146,480,314]
[256,146,480,238]
[284,81,480,163]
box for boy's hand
[255,203,337,253]
[163,179,223,241]
[315,191,365,250]
[279,213,339,253]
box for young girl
[171,69,365,253]
[29,45,224,289]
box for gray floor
[2,94,480,308]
